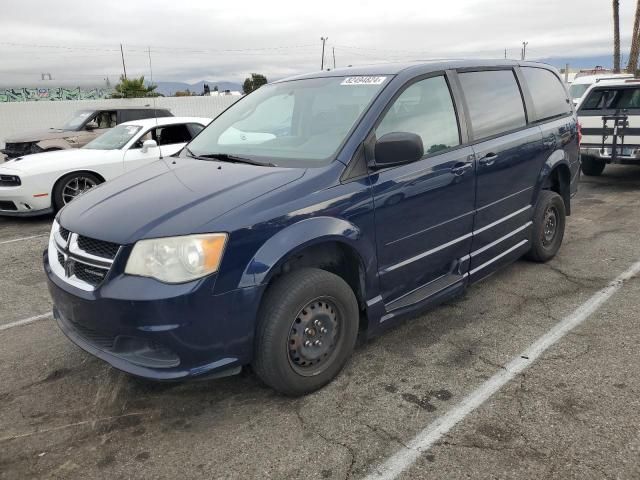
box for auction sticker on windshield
[341,76,387,85]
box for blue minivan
[45,60,580,395]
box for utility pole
[504,48,507,59]
[320,36,328,70]
[120,43,127,79]
[333,47,336,69]
[521,41,529,61]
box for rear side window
[580,87,640,111]
[187,123,206,137]
[459,70,526,140]
[522,67,571,120]
[156,124,192,145]
[119,109,171,123]
[376,75,460,155]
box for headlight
[125,233,227,283]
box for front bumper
[45,249,265,380]
[581,146,640,164]
[0,185,52,216]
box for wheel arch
[537,151,572,215]
[238,216,378,329]
[51,169,106,195]
[51,170,107,210]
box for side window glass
[521,67,571,120]
[458,70,526,139]
[132,131,153,149]
[156,125,192,146]
[187,123,205,138]
[94,112,114,129]
[376,76,460,156]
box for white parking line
[365,258,640,480]
[0,312,52,332]
[0,233,48,246]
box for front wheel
[581,156,606,176]
[252,268,359,396]
[53,172,101,211]
[526,190,566,263]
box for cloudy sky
[0,0,638,86]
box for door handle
[451,162,473,176]
[478,152,498,167]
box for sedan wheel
[61,176,98,205]
[53,172,102,212]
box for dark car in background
[2,106,172,160]
[45,60,579,396]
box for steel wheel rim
[62,176,97,204]
[542,205,558,247]
[287,297,341,377]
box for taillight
[577,122,582,146]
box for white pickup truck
[577,78,640,176]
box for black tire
[526,190,566,263]
[581,156,606,176]
[53,172,101,212]
[253,268,359,396]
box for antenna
[147,46,162,159]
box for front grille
[72,262,108,286]
[77,235,120,260]
[0,174,21,187]
[0,200,17,211]
[50,222,121,291]
[59,225,70,242]
[3,142,37,159]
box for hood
[58,158,306,245]
[5,128,72,144]
[0,148,102,173]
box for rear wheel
[253,268,359,396]
[581,156,606,176]
[526,190,566,263]
[53,172,101,211]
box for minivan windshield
[61,110,94,130]
[186,76,389,166]
[83,124,142,150]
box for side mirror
[85,121,99,131]
[141,139,158,153]
[373,132,424,168]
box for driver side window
[377,76,460,156]
[92,111,117,129]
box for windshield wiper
[185,148,275,167]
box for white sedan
[0,117,211,216]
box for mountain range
[153,80,242,96]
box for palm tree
[111,75,158,98]
[628,0,640,74]
[613,0,621,72]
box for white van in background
[577,78,640,176]
[569,73,634,107]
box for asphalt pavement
[1,165,639,480]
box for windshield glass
[569,83,590,99]
[61,110,94,130]
[83,124,142,150]
[186,76,389,166]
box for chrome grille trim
[49,221,121,291]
